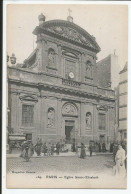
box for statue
[48,49,55,67]
[47,109,55,127]
[86,113,91,129]
[86,61,92,77]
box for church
[7,13,115,146]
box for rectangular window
[22,105,34,127]
[99,113,106,130]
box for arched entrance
[62,103,78,144]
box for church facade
[7,14,115,145]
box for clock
[69,72,74,79]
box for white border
[2,1,131,194]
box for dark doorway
[99,135,105,144]
[25,133,32,141]
[65,120,75,143]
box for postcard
[5,3,128,189]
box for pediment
[33,20,100,53]
[19,94,38,102]
[97,105,108,111]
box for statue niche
[47,107,55,127]
[86,112,92,129]
[48,48,56,68]
[85,60,92,78]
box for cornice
[8,78,115,102]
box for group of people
[20,138,64,158]
[35,139,61,156]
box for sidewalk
[7,152,76,158]
[7,150,112,158]
[7,151,97,158]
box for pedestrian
[98,143,101,152]
[43,142,47,156]
[56,142,60,155]
[122,143,127,171]
[71,142,76,152]
[80,143,86,159]
[102,143,106,152]
[23,140,30,161]
[89,143,93,157]
[51,143,55,155]
[29,142,34,157]
[115,144,126,178]
[113,143,118,162]
[110,142,114,153]
[35,138,42,156]
[47,143,51,156]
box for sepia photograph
[5,3,128,189]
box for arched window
[86,112,92,129]
[47,107,55,127]
[85,60,92,77]
[48,48,56,67]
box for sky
[7,4,128,71]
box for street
[7,154,115,175]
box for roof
[33,20,101,53]
[119,62,128,74]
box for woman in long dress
[80,143,86,159]
[115,145,126,178]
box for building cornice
[8,78,115,102]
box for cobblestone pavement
[7,154,115,175]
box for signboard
[9,135,26,141]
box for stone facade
[8,15,115,146]
[118,62,127,141]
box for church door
[65,120,75,143]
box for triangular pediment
[33,20,100,53]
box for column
[57,98,62,140]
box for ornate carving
[19,95,38,102]
[47,26,94,48]
[96,105,108,111]
[62,103,78,116]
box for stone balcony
[62,78,81,88]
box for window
[99,113,106,130]
[22,105,34,127]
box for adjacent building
[7,14,115,146]
[118,62,128,141]
[96,54,119,89]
